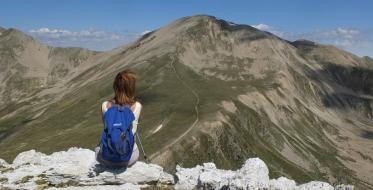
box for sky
[1,0,372,57]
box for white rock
[229,178,247,190]
[1,163,46,183]
[270,177,297,190]
[198,169,236,189]
[12,149,46,166]
[335,184,354,190]
[0,148,173,189]
[0,148,354,190]
[121,162,168,183]
[238,157,270,189]
[159,171,175,184]
[203,162,217,170]
[45,147,96,175]
[89,161,174,185]
[296,181,334,190]
[175,164,203,190]
[48,183,141,190]
[0,158,9,167]
[176,158,271,190]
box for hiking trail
[149,56,200,160]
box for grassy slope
[0,54,196,161]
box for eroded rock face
[180,158,270,190]
[0,158,9,167]
[0,148,172,189]
[296,181,334,190]
[0,148,353,190]
[269,177,297,190]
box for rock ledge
[0,148,353,190]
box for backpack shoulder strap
[102,100,115,114]
[107,100,114,109]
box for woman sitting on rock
[95,69,142,168]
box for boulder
[269,177,297,190]
[296,181,334,190]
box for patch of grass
[0,167,13,173]
[55,180,79,188]
[141,185,175,190]
[35,180,48,185]
[37,173,47,178]
[0,177,8,183]
[17,175,33,184]
[0,114,31,134]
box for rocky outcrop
[0,148,353,190]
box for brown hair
[113,69,136,106]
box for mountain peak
[363,55,373,61]
[0,27,35,44]
[180,15,257,31]
[291,39,318,47]
[185,14,217,20]
[5,28,27,35]
[151,14,272,48]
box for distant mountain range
[0,15,372,189]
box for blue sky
[1,0,372,57]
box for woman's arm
[101,101,112,127]
[132,102,142,134]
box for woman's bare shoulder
[102,101,113,107]
[132,101,142,113]
[135,101,142,107]
[101,101,113,113]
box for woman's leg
[95,146,101,161]
[127,145,139,167]
[96,144,139,167]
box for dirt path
[149,56,200,160]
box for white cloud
[251,24,271,31]
[251,23,284,37]
[251,23,373,57]
[335,28,359,36]
[29,27,142,51]
[141,30,151,35]
[285,27,367,49]
[291,27,373,57]
[29,25,373,57]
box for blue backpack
[100,103,135,163]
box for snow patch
[152,124,163,134]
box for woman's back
[96,69,142,168]
[101,101,142,134]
